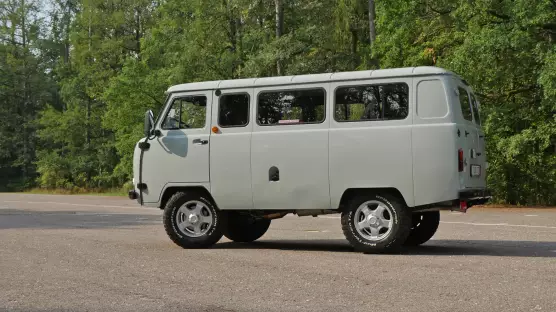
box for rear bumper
[457,189,492,211]
[459,189,491,204]
[412,189,492,213]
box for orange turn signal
[212,126,219,133]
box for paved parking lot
[1,194,555,312]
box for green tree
[36,0,156,190]
[0,0,50,190]
[1,0,554,204]
[374,0,556,205]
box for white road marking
[525,214,538,217]
[444,222,510,226]
[292,215,556,229]
[315,215,555,229]
[3,201,555,230]
[440,221,556,229]
[2,200,133,210]
[74,212,113,217]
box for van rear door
[455,83,486,190]
[470,93,487,189]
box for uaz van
[129,66,490,253]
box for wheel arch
[337,187,408,211]
[159,185,217,210]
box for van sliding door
[250,84,331,210]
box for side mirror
[144,110,155,138]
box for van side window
[335,83,408,122]
[458,87,473,121]
[219,93,249,127]
[257,88,325,125]
[162,96,207,129]
[417,79,448,118]
[470,94,481,125]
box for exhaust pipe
[263,212,290,220]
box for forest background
[1,0,555,205]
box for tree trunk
[86,10,92,183]
[20,0,29,182]
[275,0,283,75]
[135,7,142,60]
[368,0,376,45]
[87,11,91,148]
[224,0,242,78]
[227,1,237,52]
[235,17,243,78]
[64,1,71,65]
[351,29,358,54]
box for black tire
[163,191,223,249]
[403,211,440,246]
[222,212,271,243]
[341,193,412,253]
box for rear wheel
[222,212,271,243]
[403,211,440,246]
[341,193,412,253]
[163,191,223,249]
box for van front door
[140,91,212,205]
[250,84,330,210]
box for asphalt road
[0,194,555,312]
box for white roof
[166,66,455,93]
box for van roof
[166,66,456,93]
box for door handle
[192,139,208,145]
[465,131,470,137]
[269,166,280,182]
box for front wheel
[163,191,223,249]
[403,211,440,246]
[341,193,412,253]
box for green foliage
[372,0,556,204]
[0,0,52,190]
[1,0,554,204]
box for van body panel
[329,125,415,208]
[412,77,459,206]
[251,128,330,210]
[250,84,331,210]
[329,77,415,208]
[209,88,254,210]
[411,123,459,206]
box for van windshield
[470,93,481,126]
[154,93,171,126]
